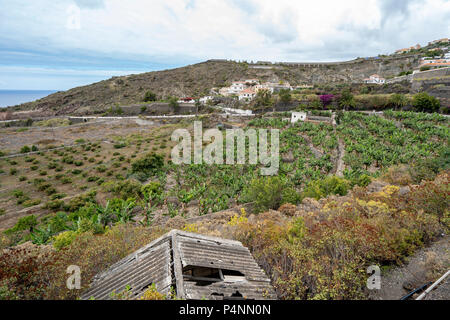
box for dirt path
[331,113,345,177]
[369,236,450,300]
[334,138,345,177]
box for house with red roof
[238,88,256,101]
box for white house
[199,96,214,104]
[364,74,386,84]
[420,58,450,68]
[177,97,196,104]
[238,88,256,101]
[229,81,246,94]
[291,112,307,123]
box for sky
[0,0,449,90]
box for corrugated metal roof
[81,230,276,300]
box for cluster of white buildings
[419,57,450,69]
[218,79,292,102]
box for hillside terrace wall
[412,67,450,81]
[244,54,420,68]
[119,103,198,116]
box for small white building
[177,97,196,104]
[199,96,214,104]
[291,112,307,123]
[238,88,256,101]
[364,74,386,84]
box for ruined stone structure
[81,230,277,300]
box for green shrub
[20,146,31,153]
[389,93,409,108]
[109,180,142,199]
[113,142,127,149]
[52,231,78,250]
[96,165,107,173]
[352,174,372,187]
[63,191,97,212]
[303,176,350,200]
[61,177,72,184]
[141,181,163,198]
[412,92,440,113]
[143,91,156,102]
[45,200,64,211]
[22,199,41,208]
[131,153,164,177]
[241,176,297,213]
[10,168,18,175]
[12,189,24,198]
[62,155,74,164]
[11,215,38,232]
[50,193,67,200]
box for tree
[389,93,409,109]
[255,89,274,107]
[168,96,180,113]
[143,91,157,102]
[278,89,292,105]
[412,92,440,113]
[338,89,356,110]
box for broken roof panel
[81,230,276,300]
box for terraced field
[0,111,448,246]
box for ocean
[0,90,57,108]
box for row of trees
[255,88,441,113]
[336,90,441,113]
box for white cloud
[0,0,449,89]
[1,0,449,62]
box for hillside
[7,55,422,115]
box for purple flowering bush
[320,94,334,107]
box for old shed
[81,230,277,300]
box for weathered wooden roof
[81,230,277,300]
